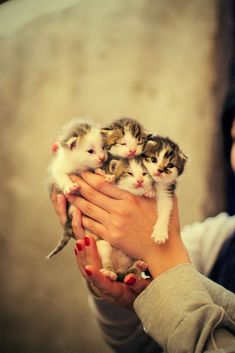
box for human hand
[68,172,190,278]
[74,234,151,309]
[50,186,85,239]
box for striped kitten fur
[95,156,155,281]
[142,135,187,244]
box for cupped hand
[74,235,151,309]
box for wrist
[143,239,191,278]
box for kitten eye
[70,141,77,150]
[151,157,157,163]
[137,142,143,145]
[142,172,147,176]
[167,163,174,168]
[87,149,94,154]
[120,143,126,146]
[127,172,133,176]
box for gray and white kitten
[47,118,107,258]
[142,135,187,244]
[96,156,155,281]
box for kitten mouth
[135,184,143,188]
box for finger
[83,235,102,268]
[71,208,85,240]
[124,274,152,294]
[74,239,87,277]
[81,216,107,238]
[68,196,109,226]
[55,193,67,226]
[77,172,131,200]
[84,265,128,299]
[50,186,58,206]
[69,175,116,213]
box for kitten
[96,156,155,281]
[47,118,107,259]
[101,117,148,158]
[142,135,187,244]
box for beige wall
[0,0,233,352]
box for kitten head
[59,119,107,169]
[109,157,153,196]
[101,117,147,158]
[142,135,187,183]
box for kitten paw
[135,260,148,272]
[100,269,117,281]
[64,182,80,196]
[95,168,106,176]
[144,190,156,198]
[151,229,169,244]
[104,174,116,183]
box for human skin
[51,117,235,306]
[51,172,190,307]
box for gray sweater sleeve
[89,295,162,353]
[134,264,235,353]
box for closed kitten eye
[70,140,77,150]
[87,149,94,154]
[151,157,157,163]
[119,143,126,146]
[142,172,147,176]
[126,172,133,176]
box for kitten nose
[137,178,144,185]
[128,148,137,156]
[99,153,106,163]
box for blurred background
[0,0,234,352]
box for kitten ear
[179,151,188,163]
[143,139,156,154]
[109,159,120,173]
[66,136,78,150]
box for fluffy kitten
[101,117,148,158]
[96,156,155,281]
[47,118,107,258]
[142,135,187,244]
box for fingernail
[76,243,83,251]
[125,277,136,285]
[85,268,92,276]
[74,248,78,255]
[84,236,90,246]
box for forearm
[134,264,235,353]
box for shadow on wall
[0,0,234,352]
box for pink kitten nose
[128,148,137,156]
[136,179,144,187]
[99,153,106,163]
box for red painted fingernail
[84,236,90,246]
[125,277,136,285]
[74,248,78,255]
[76,243,83,251]
[85,268,92,276]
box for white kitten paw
[64,182,80,196]
[135,260,148,272]
[104,174,116,183]
[95,168,106,176]
[144,190,156,198]
[151,228,169,244]
[100,268,117,281]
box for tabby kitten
[101,117,148,158]
[96,156,155,280]
[142,135,187,244]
